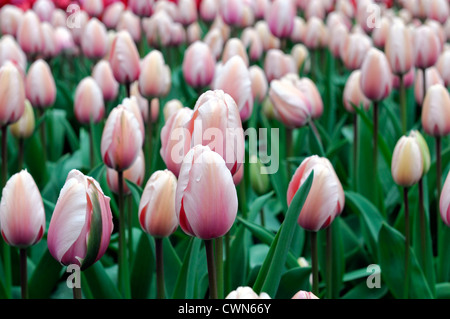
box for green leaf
[130,233,154,299]
[162,237,182,298]
[172,237,201,299]
[82,261,121,299]
[436,283,450,299]
[342,281,388,299]
[29,249,62,299]
[125,179,143,208]
[275,267,312,299]
[378,223,433,299]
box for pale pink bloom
[9,100,35,139]
[255,20,281,51]
[440,172,450,226]
[82,0,104,17]
[222,38,249,67]
[385,21,414,75]
[16,10,44,56]
[183,41,216,89]
[121,96,145,140]
[51,9,67,28]
[360,48,393,101]
[292,291,319,299]
[226,286,271,299]
[25,59,56,109]
[139,170,178,237]
[295,77,323,120]
[41,22,59,58]
[70,11,89,46]
[220,0,244,26]
[249,65,268,104]
[252,0,270,20]
[426,0,449,24]
[328,23,349,58]
[54,27,76,54]
[414,25,441,69]
[200,0,218,22]
[92,60,119,102]
[163,99,184,122]
[266,0,296,38]
[0,5,23,37]
[291,44,311,74]
[47,170,113,269]
[33,0,54,22]
[421,84,450,137]
[305,0,325,20]
[142,11,173,48]
[437,50,450,87]
[391,136,423,187]
[264,49,296,83]
[139,50,171,98]
[392,67,416,90]
[303,17,328,50]
[170,23,187,47]
[186,22,202,44]
[175,145,238,239]
[108,31,140,85]
[0,170,45,248]
[128,0,154,17]
[107,150,145,195]
[290,17,306,43]
[177,0,198,26]
[0,35,27,75]
[340,32,373,71]
[241,28,263,62]
[204,28,224,60]
[117,10,141,43]
[103,2,125,29]
[81,18,108,59]
[74,77,105,124]
[415,67,444,105]
[343,70,371,113]
[372,17,390,48]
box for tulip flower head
[25,59,56,109]
[391,135,424,187]
[292,291,320,299]
[360,48,393,102]
[182,41,216,89]
[226,286,271,299]
[108,31,140,85]
[0,62,25,127]
[421,84,450,137]
[440,172,450,226]
[9,100,35,139]
[74,77,105,125]
[107,150,145,195]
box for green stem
[1,125,11,298]
[205,239,217,299]
[285,127,293,179]
[20,248,28,299]
[400,75,407,134]
[373,101,379,208]
[404,187,410,299]
[215,237,224,299]
[326,227,332,299]
[419,178,426,267]
[127,196,133,266]
[353,113,358,191]
[225,233,231,295]
[309,119,324,156]
[260,209,265,227]
[1,125,7,187]
[39,108,47,165]
[436,136,445,282]
[89,120,94,169]
[311,231,319,296]
[155,238,165,299]
[18,138,24,171]
[239,174,248,220]
[118,170,131,298]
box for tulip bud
[250,155,270,195]
[262,96,276,120]
[139,170,178,237]
[101,105,143,171]
[343,70,371,113]
[290,17,306,43]
[360,48,393,101]
[82,0,103,17]
[294,77,323,120]
[51,9,67,28]
[139,50,171,98]
[415,67,444,105]
[220,0,244,26]
[0,170,45,248]
[249,65,268,104]
[175,145,238,239]
[204,28,224,60]
[54,27,76,54]
[385,21,414,75]
[48,170,113,269]
[264,49,297,83]
[391,136,423,187]
[128,0,154,17]
[107,150,145,195]
[17,11,44,56]
[40,22,59,59]
[226,287,271,299]
[255,21,281,52]
[9,100,35,139]
[200,0,218,23]
[25,59,56,109]
[122,96,145,140]
[187,22,202,44]
[74,77,105,125]
[33,0,54,22]
[440,172,450,226]
[287,156,345,231]
[117,10,141,43]
[177,0,198,26]
[109,31,140,85]
[142,11,173,48]
[0,35,27,76]
[222,38,249,67]
[103,2,125,29]
[414,25,441,70]
[92,60,119,102]
[303,17,328,50]
[0,62,25,127]
[292,291,319,299]
[160,107,193,177]
[422,84,450,137]
[371,17,390,48]
[266,0,295,39]
[163,99,184,122]
[426,0,450,24]
[328,23,348,58]
[183,41,216,89]
[340,33,372,71]
[409,130,431,175]
[0,5,23,37]
[436,50,450,87]
[213,56,253,122]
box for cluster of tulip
[0,0,449,301]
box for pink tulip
[51,9,67,28]
[16,10,44,56]
[264,49,297,83]
[82,0,104,17]
[291,44,311,74]
[108,31,141,85]
[103,2,125,29]
[295,77,323,120]
[343,70,371,113]
[437,50,450,87]
[177,0,198,26]
[139,170,178,237]
[414,25,441,70]
[305,0,325,20]
[200,0,218,22]
[54,27,76,54]
[292,291,319,299]
[41,22,59,59]
[440,172,450,226]
[130,81,150,122]
[160,107,194,177]
[226,286,271,299]
[255,21,281,52]
[0,170,45,248]
[74,77,105,125]
[182,41,216,89]
[142,11,173,48]
[252,0,269,20]
[163,99,184,121]
[25,59,56,109]
[117,10,141,43]
[81,18,108,59]
[391,135,423,187]
[385,21,414,75]
[139,50,171,98]
[0,35,27,77]
[249,65,268,104]
[269,75,311,128]
[426,0,449,24]
[220,0,244,26]
[425,19,446,52]
[303,17,328,50]
[128,0,154,17]
[107,150,145,195]
[415,67,444,105]
[101,105,143,171]
[421,84,450,137]
[371,17,390,48]
[213,56,253,122]
[0,5,23,37]
[266,0,296,39]
[340,33,373,71]
[9,100,35,139]
[185,90,245,175]
[122,96,145,140]
[287,155,345,232]
[92,60,119,102]
[222,38,249,67]
[186,23,202,44]
[290,17,306,43]
[47,170,113,269]
[360,48,393,101]
[233,164,244,185]
[33,0,55,23]
[175,145,238,240]
[329,23,349,58]
[70,11,89,46]
[392,67,416,90]
[336,0,355,19]
[204,28,224,60]
[170,23,187,47]
[153,0,177,19]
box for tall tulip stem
[215,237,224,299]
[1,125,7,187]
[353,113,358,191]
[326,227,332,299]
[38,108,47,165]
[436,136,445,282]
[89,120,95,169]
[285,127,293,179]
[373,101,379,207]
[1,125,11,298]
[118,170,131,298]
[18,138,24,171]
[400,75,407,134]
[403,187,410,299]
[311,231,319,296]
[418,178,426,266]
[155,238,165,299]
[20,248,28,299]
[205,239,217,299]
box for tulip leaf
[131,233,154,299]
[172,237,201,299]
[378,223,433,299]
[125,179,143,209]
[29,249,63,299]
[253,172,313,297]
[82,261,121,299]
[162,237,182,298]
[275,267,312,299]
[436,283,450,299]
[341,281,388,299]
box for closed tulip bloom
[74,77,105,125]
[425,19,446,51]
[305,0,325,20]
[117,10,141,43]
[200,0,218,22]
[213,56,253,122]
[107,150,145,195]
[170,23,187,47]
[139,50,171,98]
[139,170,178,237]
[422,84,450,137]
[343,70,371,112]
[55,27,76,54]
[160,107,193,177]
[360,48,393,101]
[177,0,198,26]
[410,130,431,175]
[109,31,140,85]
[290,17,306,43]
[264,49,297,83]
[287,156,345,232]
[440,173,450,226]
[33,0,54,23]
[130,81,150,122]
[0,170,45,248]
[269,76,311,128]
[385,21,414,75]
[220,0,244,26]
[426,0,449,24]
[186,90,245,175]
[122,96,145,140]
[295,77,323,119]
[103,2,125,29]
[25,59,56,109]
[47,170,113,269]
[82,0,103,17]
[415,67,444,105]
[249,65,268,104]
[187,23,202,44]
[391,136,423,186]
[371,17,390,48]
[175,145,238,240]
[143,11,173,48]
[17,10,44,56]
[303,17,328,50]
[163,99,184,122]
[9,100,34,139]
[226,286,271,299]
[92,60,119,102]
[291,44,311,74]
[222,38,249,67]
[204,28,224,60]
[253,0,269,20]
[437,50,450,87]
[265,0,296,39]
[70,10,89,46]
[240,28,263,62]
[101,105,143,171]
[292,291,319,299]
[329,23,349,58]
[153,0,177,19]
[51,9,67,28]
[0,36,27,76]
[0,62,25,127]
[183,41,216,89]
[0,5,23,36]
[414,25,441,70]
[393,67,416,90]
[41,22,59,59]
[128,0,154,17]
[340,33,373,71]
